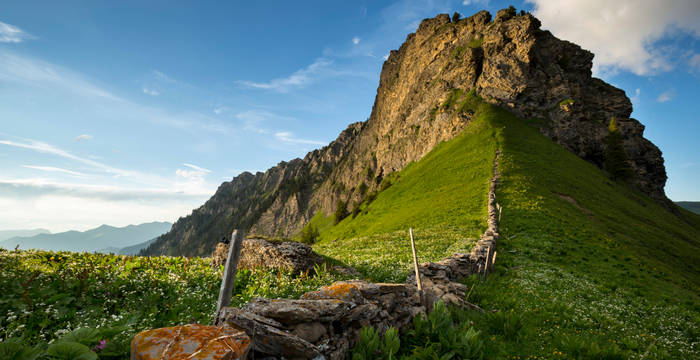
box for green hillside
[309,92,700,358]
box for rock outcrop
[143,8,668,257]
[211,238,323,273]
[214,281,424,360]
[130,324,250,360]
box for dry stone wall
[132,149,502,359]
[213,150,502,359]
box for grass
[432,98,699,359]
[0,250,344,358]
[466,102,700,359]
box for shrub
[452,12,461,23]
[299,224,319,244]
[351,202,362,219]
[604,117,632,181]
[467,37,483,49]
[334,199,349,224]
[357,181,368,195]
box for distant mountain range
[0,222,172,253]
[0,228,50,242]
[677,202,700,215]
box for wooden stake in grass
[483,245,491,281]
[409,228,423,303]
[216,229,244,316]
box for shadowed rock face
[143,9,668,257]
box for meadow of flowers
[0,248,344,359]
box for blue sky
[0,0,698,232]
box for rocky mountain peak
[143,9,668,257]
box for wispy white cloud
[526,0,700,75]
[0,138,218,226]
[462,0,490,6]
[142,86,160,96]
[0,138,135,178]
[151,70,176,83]
[1,51,231,135]
[75,134,93,142]
[182,163,210,173]
[235,110,295,134]
[21,165,87,177]
[175,163,212,191]
[0,21,33,43]
[657,90,674,103]
[274,131,326,146]
[236,58,333,92]
[352,36,361,45]
[0,51,120,100]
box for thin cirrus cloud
[0,20,33,43]
[21,165,87,177]
[526,0,700,75]
[0,50,231,134]
[236,58,333,92]
[0,178,210,202]
[274,131,326,146]
[75,134,93,141]
[1,137,217,204]
[462,0,490,6]
[0,50,120,100]
[0,138,135,178]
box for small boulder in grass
[131,324,250,360]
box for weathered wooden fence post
[216,229,244,315]
[483,245,491,281]
[409,228,423,304]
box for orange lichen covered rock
[130,324,250,360]
[301,281,366,304]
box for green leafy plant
[485,309,524,341]
[403,301,484,359]
[351,326,400,360]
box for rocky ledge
[212,238,323,273]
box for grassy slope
[310,103,498,282]
[313,92,700,358]
[463,104,700,359]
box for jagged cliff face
[143,9,667,257]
